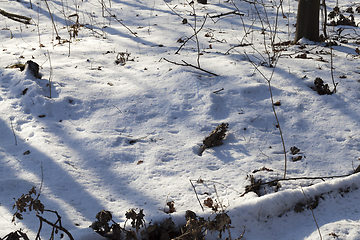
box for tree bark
[294,0,320,43]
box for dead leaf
[273,101,281,106]
[23,150,31,155]
[165,201,176,213]
[290,146,300,155]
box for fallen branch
[213,88,224,94]
[0,9,31,24]
[162,58,219,76]
[210,10,244,18]
[240,171,359,197]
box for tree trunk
[294,0,320,43]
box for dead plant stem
[175,17,207,54]
[37,9,42,47]
[268,80,287,179]
[245,53,287,178]
[300,185,322,240]
[46,50,53,98]
[330,46,337,93]
[190,180,204,212]
[187,0,201,68]
[43,0,60,42]
[214,185,232,240]
[36,215,74,240]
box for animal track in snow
[76,127,85,132]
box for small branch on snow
[209,10,244,18]
[161,58,219,76]
[112,104,122,114]
[213,88,224,94]
[0,9,32,24]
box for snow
[1,0,360,239]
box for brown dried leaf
[208,212,232,238]
[290,146,300,155]
[125,209,137,221]
[203,123,229,148]
[203,198,213,209]
[165,201,176,214]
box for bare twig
[164,0,208,68]
[185,0,202,68]
[162,58,219,76]
[177,14,208,57]
[240,172,357,197]
[330,46,338,93]
[214,185,232,240]
[35,216,43,240]
[36,214,74,240]
[99,0,137,37]
[209,10,244,18]
[0,9,32,24]
[213,88,224,94]
[37,9,43,48]
[190,180,204,212]
[245,52,287,178]
[46,50,53,98]
[43,0,61,42]
[112,104,122,114]
[225,43,253,55]
[300,184,322,240]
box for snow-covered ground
[1,0,360,239]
